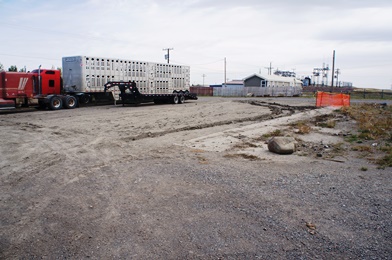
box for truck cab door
[41,70,61,95]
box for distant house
[213,74,303,97]
[223,80,244,87]
[244,74,303,88]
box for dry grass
[315,114,337,128]
[322,119,336,128]
[224,153,260,161]
[339,103,392,168]
[340,104,392,140]
[262,129,283,138]
[291,121,311,134]
[233,142,259,149]
[377,145,392,168]
[352,145,373,153]
[197,156,209,164]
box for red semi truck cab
[0,69,62,108]
[31,69,62,96]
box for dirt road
[1,97,391,259]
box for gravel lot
[1,97,391,259]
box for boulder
[268,137,296,154]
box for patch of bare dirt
[0,97,391,259]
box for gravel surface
[0,97,391,259]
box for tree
[8,65,17,72]
[0,62,4,71]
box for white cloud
[0,0,391,88]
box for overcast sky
[1,0,391,89]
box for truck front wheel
[64,96,78,109]
[49,96,63,110]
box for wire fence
[190,86,392,100]
[350,90,392,100]
[190,86,302,97]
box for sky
[0,0,391,89]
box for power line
[0,21,153,49]
[0,53,58,61]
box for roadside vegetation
[256,103,391,168]
[340,103,392,168]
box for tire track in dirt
[120,106,317,142]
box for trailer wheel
[179,95,185,104]
[49,96,63,110]
[79,94,91,104]
[64,96,78,109]
[172,95,179,104]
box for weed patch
[224,153,260,161]
[291,121,311,134]
[340,104,392,167]
[233,142,259,149]
[262,129,283,138]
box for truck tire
[172,95,179,104]
[64,96,78,109]
[49,96,63,110]
[179,95,185,104]
[79,94,91,104]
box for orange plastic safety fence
[316,92,350,107]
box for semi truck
[0,68,77,110]
[0,55,195,109]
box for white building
[213,74,302,97]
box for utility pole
[265,62,273,75]
[331,50,335,90]
[202,74,206,86]
[163,48,173,64]
[224,57,227,87]
[335,68,340,87]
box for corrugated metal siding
[62,55,190,94]
[190,87,213,96]
[244,76,261,87]
[213,86,302,97]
